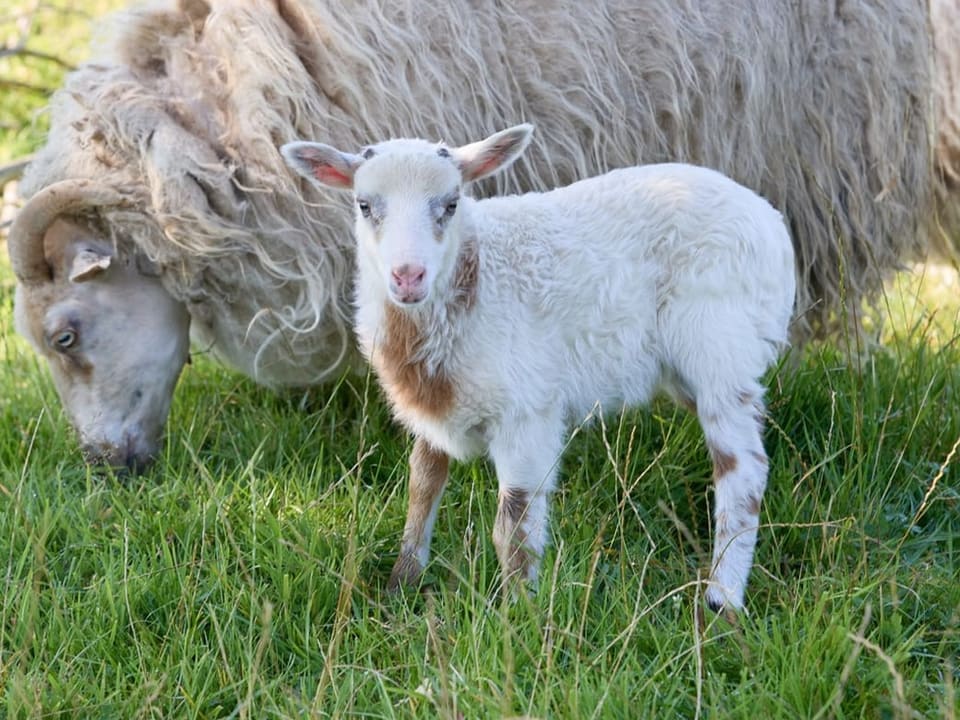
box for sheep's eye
[444,200,458,217]
[53,329,77,350]
[357,199,371,218]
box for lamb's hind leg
[388,437,450,590]
[696,384,769,611]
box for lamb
[281,125,796,610]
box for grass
[1,3,959,718]
[2,256,959,719]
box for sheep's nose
[81,443,155,475]
[81,428,158,475]
[390,264,427,303]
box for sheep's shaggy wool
[933,0,960,251]
[16,0,956,385]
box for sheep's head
[8,180,191,472]
[282,124,534,306]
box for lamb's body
[359,165,793,463]
[283,127,795,610]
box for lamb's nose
[391,264,426,291]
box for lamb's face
[351,142,464,306]
[13,219,191,472]
[281,124,533,306]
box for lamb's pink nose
[391,263,427,302]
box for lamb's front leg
[488,418,564,586]
[388,437,450,590]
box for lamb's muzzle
[283,124,796,612]
[390,264,427,304]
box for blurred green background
[1,0,124,163]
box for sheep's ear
[452,124,534,183]
[69,247,113,282]
[281,141,363,190]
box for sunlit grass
[3,240,959,717]
[880,262,960,348]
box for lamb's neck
[355,239,480,424]
[363,237,479,379]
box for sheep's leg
[696,386,769,611]
[388,437,450,590]
[489,418,563,586]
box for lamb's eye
[53,329,77,350]
[444,199,458,217]
[357,199,371,218]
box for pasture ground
[2,237,959,720]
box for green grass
[2,3,959,717]
[2,248,959,718]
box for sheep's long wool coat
[17,0,956,386]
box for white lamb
[282,124,796,611]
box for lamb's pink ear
[452,124,534,183]
[281,141,363,190]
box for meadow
[1,2,958,718]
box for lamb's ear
[452,124,534,183]
[281,141,363,190]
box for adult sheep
[6,0,958,470]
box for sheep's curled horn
[8,180,134,284]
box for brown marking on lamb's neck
[375,241,479,420]
[379,304,455,419]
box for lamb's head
[282,124,534,306]
[9,180,191,472]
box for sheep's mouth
[81,436,158,475]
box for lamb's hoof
[703,586,742,626]
[387,553,424,592]
[497,565,539,604]
[701,597,740,629]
